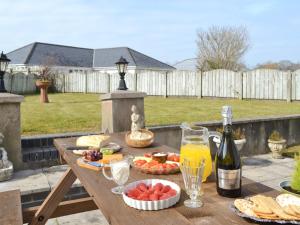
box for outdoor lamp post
[115,56,129,90]
[0,52,10,93]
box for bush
[269,131,284,141]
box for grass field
[21,93,300,135]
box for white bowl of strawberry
[123,179,181,210]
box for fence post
[63,74,66,93]
[164,71,168,98]
[134,72,138,91]
[287,70,292,102]
[84,72,88,93]
[239,72,243,100]
[107,73,110,93]
[197,71,202,98]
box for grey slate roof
[7,42,93,67]
[7,42,174,70]
[93,47,174,70]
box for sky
[0,0,300,68]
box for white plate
[122,179,181,210]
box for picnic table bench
[0,189,23,225]
[23,132,278,225]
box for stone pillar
[101,91,146,133]
[0,93,24,170]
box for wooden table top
[54,133,278,225]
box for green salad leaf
[291,155,300,192]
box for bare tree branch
[196,26,249,71]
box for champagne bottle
[215,106,242,197]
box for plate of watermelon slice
[123,179,181,210]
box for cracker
[264,196,300,220]
[254,212,279,220]
[234,199,256,217]
[291,205,300,215]
[250,195,273,214]
[283,205,299,217]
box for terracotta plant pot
[36,80,51,103]
[268,139,287,159]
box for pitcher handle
[102,165,113,180]
[208,131,222,140]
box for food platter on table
[133,152,180,175]
[231,193,300,224]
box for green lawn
[21,93,300,135]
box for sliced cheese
[101,154,123,164]
[76,135,110,148]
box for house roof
[173,58,197,71]
[7,42,93,67]
[7,42,175,70]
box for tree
[256,60,300,71]
[196,26,249,71]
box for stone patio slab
[0,169,50,195]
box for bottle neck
[223,117,232,135]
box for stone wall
[149,115,300,156]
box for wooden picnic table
[25,132,278,225]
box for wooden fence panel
[243,69,288,100]
[64,72,86,93]
[292,70,300,100]
[202,69,240,98]
[167,70,200,96]
[87,72,109,93]
[4,73,36,94]
[136,70,166,95]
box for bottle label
[218,168,241,190]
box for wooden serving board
[77,154,123,171]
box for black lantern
[115,56,129,90]
[0,52,10,93]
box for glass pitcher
[180,122,221,182]
[102,156,133,194]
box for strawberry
[137,183,148,192]
[153,183,163,191]
[167,189,177,197]
[161,185,171,193]
[149,193,159,201]
[137,192,149,201]
[153,190,163,197]
[159,193,171,200]
[127,188,142,199]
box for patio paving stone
[0,169,50,195]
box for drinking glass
[181,158,205,208]
[180,122,221,182]
[102,156,133,194]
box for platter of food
[123,179,181,210]
[133,152,180,175]
[231,194,300,224]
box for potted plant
[268,130,287,159]
[35,66,53,103]
[213,127,246,151]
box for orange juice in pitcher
[180,123,220,182]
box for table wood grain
[54,133,278,225]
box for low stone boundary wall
[21,115,300,168]
[150,115,300,156]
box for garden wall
[149,115,300,156]
[21,115,300,169]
